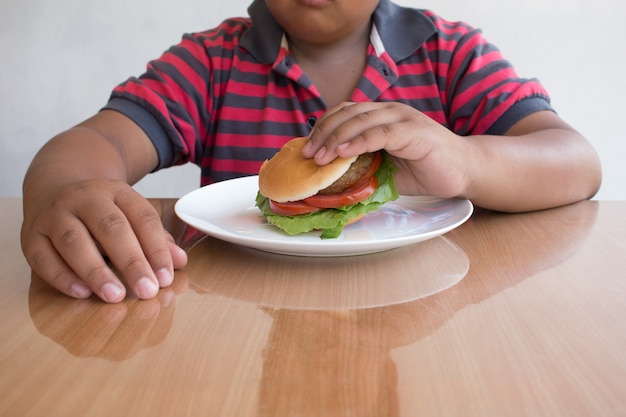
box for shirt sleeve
[104,97,177,171]
[102,32,214,170]
[440,20,554,136]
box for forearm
[462,128,602,212]
[24,129,128,199]
[23,110,158,199]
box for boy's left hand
[302,101,470,200]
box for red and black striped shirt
[104,0,552,186]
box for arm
[302,102,601,212]
[21,110,188,303]
[460,110,601,212]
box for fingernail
[71,282,92,299]
[302,140,312,154]
[102,282,124,302]
[155,268,173,287]
[136,277,159,299]
[175,245,188,259]
[315,146,326,160]
[337,141,350,152]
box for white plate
[175,176,473,257]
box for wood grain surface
[1,198,625,417]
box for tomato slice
[304,175,378,208]
[269,199,321,216]
[303,152,383,208]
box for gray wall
[2,0,624,199]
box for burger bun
[258,137,358,203]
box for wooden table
[1,198,625,416]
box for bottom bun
[312,213,364,232]
[345,213,365,226]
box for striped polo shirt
[104,0,552,186]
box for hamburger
[255,137,399,238]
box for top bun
[258,137,358,203]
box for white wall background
[1,0,624,199]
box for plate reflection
[186,236,469,310]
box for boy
[21,0,602,303]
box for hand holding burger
[256,137,398,238]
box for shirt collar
[240,0,436,64]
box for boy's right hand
[21,110,188,303]
[21,178,188,303]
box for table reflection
[252,203,600,416]
[28,273,188,361]
[186,236,469,310]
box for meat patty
[318,152,376,195]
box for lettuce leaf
[255,152,399,239]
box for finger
[166,236,188,270]
[45,214,127,303]
[115,189,178,288]
[304,103,362,158]
[306,102,401,163]
[22,233,94,300]
[76,195,160,300]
